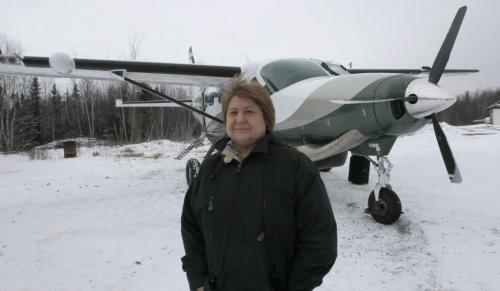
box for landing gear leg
[365,156,402,224]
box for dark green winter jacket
[181,134,337,291]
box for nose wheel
[366,187,402,224]
[364,156,403,224]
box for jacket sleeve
[181,181,208,290]
[288,158,338,291]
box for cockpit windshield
[259,59,329,93]
[311,59,350,76]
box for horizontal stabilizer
[115,99,193,108]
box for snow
[1,124,499,291]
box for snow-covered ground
[1,124,499,291]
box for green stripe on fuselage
[274,74,419,146]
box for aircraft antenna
[188,46,195,64]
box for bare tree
[128,32,144,61]
[0,34,25,151]
[80,79,96,137]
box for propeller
[427,6,467,183]
[428,6,467,84]
[334,7,467,183]
[431,114,462,183]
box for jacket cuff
[187,273,206,291]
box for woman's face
[226,95,267,150]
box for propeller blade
[431,114,462,183]
[428,6,467,84]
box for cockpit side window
[259,59,329,93]
[203,89,221,106]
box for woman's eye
[228,111,237,116]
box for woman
[181,76,337,291]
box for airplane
[0,6,477,224]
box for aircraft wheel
[367,187,402,225]
[186,158,201,186]
[348,155,370,185]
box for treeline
[437,88,500,125]
[2,34,498,151]
[0,75,201,151]
[2,75,498,152]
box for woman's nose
[236,112,245,122]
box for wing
[0,52,233,123]
[0,53,241,87]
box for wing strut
[111,70,224,124]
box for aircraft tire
[367,188,402,225]
[348,155,370,184]
[186,158,201,186]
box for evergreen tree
[50,83,63,140]
[29,77,42,146]
[13,77,42,149]
[69,82,82,137]
[14,92,37,149]
[438,89,500,125]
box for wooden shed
[63,141,77,158]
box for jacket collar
[214,132,273,155]
[251,133,272,154]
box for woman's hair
[221,75,276,130]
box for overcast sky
[1,0,499,94]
